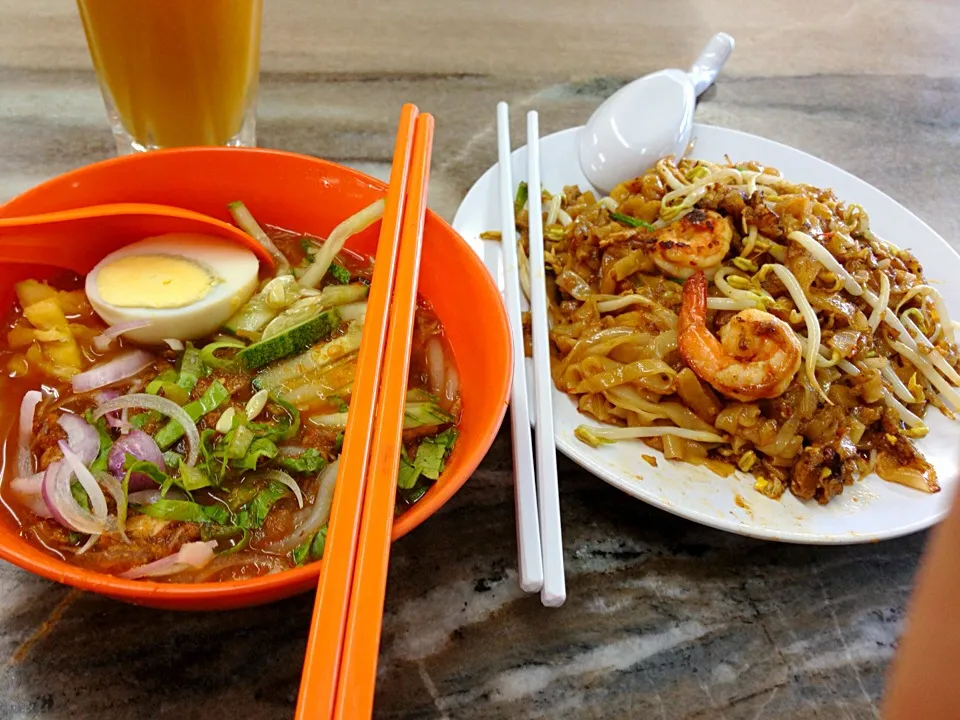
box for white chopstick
[496,101,543,593]
[525,110,566,607]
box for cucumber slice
[223,275,301,338]
[254,321,364,391]
[237,309,342,370]
[261,283,368,341]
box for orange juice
[76,0,262,149]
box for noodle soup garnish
[1,201,461,581]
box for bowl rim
[0,146,512,606]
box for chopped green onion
[609,212,655,231]
[145,379,190,405]
[199,340,245,370]
[155,381,230,450]
[514,182,528,214]
[176,345,203,392]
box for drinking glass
[76,0,263,154]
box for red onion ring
[58,441,108,521]
[72,350,155,393]
[256,469,304,509]
[107,430,165,490]
[57,413,100,467]
[119,540,217,580]
[9,473,52,518]
[41,460,108,535]
[92,394,200,466]
[92,320,152,352]
[17,391,43,478]
[264,459,338,555]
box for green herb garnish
[514,182,528,214]
[610,212,655,231]
[277,448,326,475]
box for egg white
[86,232,261,345]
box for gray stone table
[1,1,959,717]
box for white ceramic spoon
[578,32,735,192]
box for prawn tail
[680,270,708,333]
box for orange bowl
[0,147,511,610]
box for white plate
[452,123,960,544]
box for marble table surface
[2,1,959,717]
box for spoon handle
[687,32,735,97]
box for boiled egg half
[86,233,260,345]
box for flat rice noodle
[556,327,644,376]
[556,270,593,301]
[810,291,859,325]
[828,329,861,358]
[573,358,676,395]
[755,416,802,459]
[604,385,717,434]
[610,251,651,282]
[675,368,722,423]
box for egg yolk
[96,254,219,309]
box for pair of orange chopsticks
[294,104,434,720]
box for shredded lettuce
[234,480,288,528]
[138,498,228,525]
[397,428,458,490]
[328,263,351,284]
[178,464,213,491]
[293,524,328,565]
[70,480,90,510]
[85,413,113,473]
[123,458,168,489]
[277,448,326,474]
[234,437,278,470]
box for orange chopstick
[333,113,434,720]
[294,103,419,720]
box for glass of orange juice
[76,0,263,154]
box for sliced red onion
[92,394,199,466]
[107,430,165,490]
[94,389,121,404]
[10,473,52,518]
[257,469,304,509]
[58,441,108,521]
[119,540,217,580]
[72,350,155,393]
[94,470,128,538]
[163,338,185,352]
[41,461,108,535]
[127,488,189,505]
[76,533,101,555]
[57,413,100,467]
[107,414,134,432]
[264,459,338,554]
[18,391,43,478]
[93,320,152,352]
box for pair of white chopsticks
[496,102,566,607]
